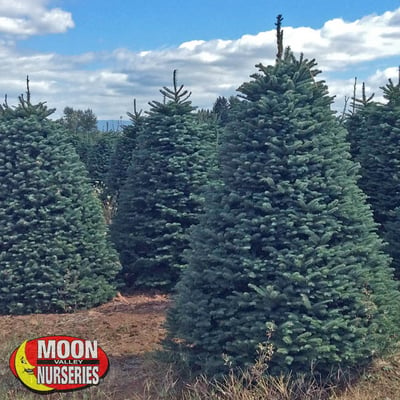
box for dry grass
[3,343,400,400]
[130,360,332,400]
[1,294,400,400]
[128,350,400,400]
[331,355,400,400]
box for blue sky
[0,0,399,119]
[22,1,400,52]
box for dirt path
[0,293,170,399]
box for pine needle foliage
[86,133,117,187]
[110,71,215,290]
[0,97,120,314]
[346,76,400,277]
[106,100,144,202]
[164,50,400,377]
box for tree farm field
[1,21,400,400]
[1,292,400,400]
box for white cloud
[0,6,398,120]
[368,66,400,84]
[0,0,74,37]
[179,40,206,51]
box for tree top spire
[148,69,194,114]
[159,69,192,104]
[275,14,284,61]
[126,98,143,123]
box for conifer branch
[26,75,31,104]
[360,83,374,105]
[398,65,400,86]
[339,95,349,124]
[126,98,143,123]
[361,82,366,104]
[159,69,192,104]
[275,14,284,61]
[133,98,142,118]
[349,80,374,110]
[173,69,178,101]
[351,77,357,115]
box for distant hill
[97,120,130,132]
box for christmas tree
[347,75,400,277]
[106,100,143,203]
[110,71,215,290]
[164,26,400,376]
[0,91,120,314]
[85,133,116,187]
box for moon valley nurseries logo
[9,336,109,394]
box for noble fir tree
[110,71,215,290]
[85,132,117,187]
[345,79,375,159]
[347,75,400,277]
[105,100,144,203]
[164,47,400,377]
[212,96,230,125]
[0,93,120,314]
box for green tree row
[110,70,217,290]
[0,94,120,314]
[346,77,400,278]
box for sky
[0,0,399,120]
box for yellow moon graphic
[14,340,53,392]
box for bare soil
[0,293,170,399]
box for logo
[9,336,109,394]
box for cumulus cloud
[0,6,398,120]
[97,7,400,117]
[0,0,74,37]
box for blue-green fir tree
[105,100,144,202]
[164,47,400,377]
[110,71,215,290]
[0,94,120,314]
[347,76,400,277]
[85,133,117,188]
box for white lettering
[38,340,56,359]
[37,366,46,384]
[91,366,99,385]
[36,366,100,385]
[85,340,98,358]
[57,340,69,359]
[38,339,98,359]
[70,340,84,358]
